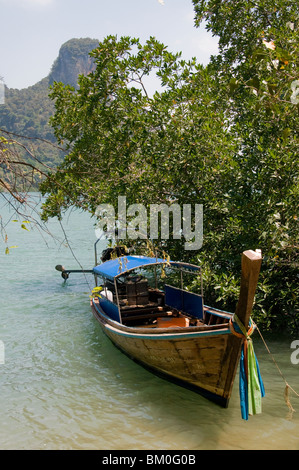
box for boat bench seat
[120,304,176,325]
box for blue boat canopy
[92,255,200,281]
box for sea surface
[0,194,298,450]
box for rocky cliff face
[49,38,99,88]
[0,38,100,168]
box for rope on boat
[58,220,93,291]
[231,314,299,417]
[254,323,299,415]
[229,315,265,420]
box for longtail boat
[56,248,264,415]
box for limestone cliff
[0,38,99,168]
[49,38,99,88]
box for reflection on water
[0,201,298,450]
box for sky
[0,0,218,90]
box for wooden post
[223,249,262,405]
[235,249,262,329]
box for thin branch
[0,178,26,203]
[0,127,65,152]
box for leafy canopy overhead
[40,2,298,334]
[41,35,233,218]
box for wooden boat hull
[56,249,262,410]
[91,298,242,407]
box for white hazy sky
[0,0,218,90]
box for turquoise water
[0,195,298,450]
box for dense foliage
[192,0,298,333]
[0,79,62,178]
[40,2,298,334]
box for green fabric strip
[247,339,262,415]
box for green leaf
[248,77,260,90]
[282,128,291,141]
[228,78,239,95]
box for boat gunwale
[91,298,232,338]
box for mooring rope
[58,220,93,291]
[229,314,265,419]
[255,323,299,414]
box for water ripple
[1,204,298,449]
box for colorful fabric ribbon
[230,315,265,420]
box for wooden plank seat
[122,311,173,324]
[120,302,159,312]
[120,303,177,326]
